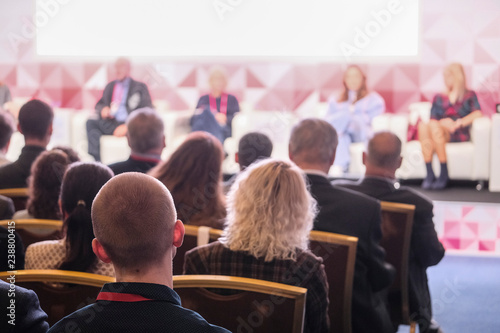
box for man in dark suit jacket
[289,118,395,333]
[0,100,53,189]
[108,107,165,175]
[86,58,153,161]
[334,132,445,333]
[49,173,229,333]
[0,280,49,332]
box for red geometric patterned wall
[0,0,499,115]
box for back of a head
[0,110,14,151]
[92,172,177,270]
[27,150,71,220]
[52,146,81,163]
[238,132,273,169]
[126,108,164,154]
[366,131,402,170]
[18,99,54,141]
[59,162,114,272]
[149,131,225,224]
[222,159,317,262]
[289,118,338,165]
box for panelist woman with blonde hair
[185,159,329,333]
[418,63,482,190]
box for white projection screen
[35,0,420,60]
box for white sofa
[489,113,500,192]
[348,102,492,182]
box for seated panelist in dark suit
[0,100,53,189]
[86,58,153,162]
[48,173,229,333]
[289,118,395,333]
[0,280,49,333]
[191,66,239,143]
[108,108,165,175]
[334,132,445,333]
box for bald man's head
[92,172,177,270]
[365,132,402,171]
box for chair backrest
[0,270,115,326]
[0,219,62,248]
[309,231,358,333]
[0,188,29,211]
[173,225,217,275]
[379,201,415,326]
[174,275,307,333]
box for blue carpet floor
[397,254,500,333]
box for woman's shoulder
[295,248,323,265]
[12,209,33,219]
[26,239,64,252]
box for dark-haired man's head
[0,110,15,154]
[236,132,273,170]
[289,118,338,174]
[126,108,165,156]
[91,173,184,286]
[18,99,53,147]
[363,131,402,179]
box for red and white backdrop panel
[0,0,499,115]
[434,202,500,256]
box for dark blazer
[48,282,230,333]
[336,177,445,326]
[0,195,15,219]
[0,280,49,333]
[306,174,395,333]
[0,225,25,271]
[195,94,240,127]
[95,78,153,117]
[108,155,160,175]
[0,146,45,189]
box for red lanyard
[209,93,228,115]
[97,291,153,302]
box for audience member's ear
[397,156,403,169]
[288,144,294,162]
[92,238,112,263]
[173,220,185,248]
[17,123,22,134]
[329,151,336,166]
[48,123,53,136]
[58,199,68,220]
[126,133,132,149]
[161,134,166,149]
[235,152,239,164]
[362,152,367,166]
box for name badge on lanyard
[209,93,228,115]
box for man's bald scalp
[92,172,177,269]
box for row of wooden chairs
[0,189,416,333]
[0,270,307,332]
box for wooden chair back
[173,225,216,275]
[0,188,29,211]
[379,201,415,326]
[309,231,358,333]
[0,219,62,248]
[174,275,307,333]
[0,270,114,326]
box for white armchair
[489,114,500,192]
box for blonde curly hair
[220,159,317,262]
